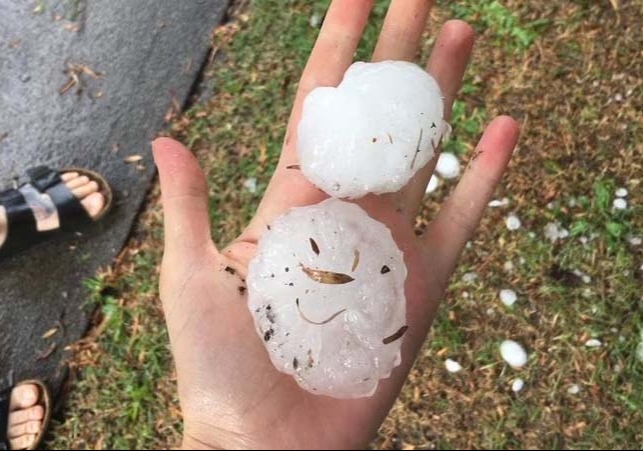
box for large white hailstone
[435,152,461,179]
[500,340,528,368]
[247,198,407,399]
[297,60,448,199]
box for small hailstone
[462,272,477,283]
[582,274,591,284]
[499,289,517,307]
[503,261,514,273]
[445,359,463,373]
[512,378,525,393]
[614,93,624,102]
[309,13,321,28]
[613,198,627,210]
[582,288,593,298]
[243,177,257,194]
[544,222,569,242]
[615,188,628,198]
[580,236,589,245]
[568,384,581,395]
[506,214,522,231]
[628,236,642,246]
[247,198,407,399]
[546,202,555,210]
[585,339,602,348]
[435,153,461,179]
[567,198,577,207]
[488,198,510,208]
[298,61,447,198]
[500,340,528,369]
[425,174,440,194]
[486,308,495,316]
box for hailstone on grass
[247,198,408,399]
[297,60,448,198]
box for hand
[152,1,520,449]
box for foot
[0,172,106,249]
[6,384,45,450]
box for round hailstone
[445,359,463,373]
[613,198,627,210]
[425,174,440,194]
[506,214,522,231]
[512,378,525,393]
[500,340,528,368]
[298,60,448,199]
[499,289,517,307]
[247,198,407,399]
[615,188,628,197]
[435,152,461,179]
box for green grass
[49,0,643,449]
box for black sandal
[0,376,52,450]
[0,165,113,260]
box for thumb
[152,137,214,258]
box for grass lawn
[48,0,643,449]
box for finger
[294,0,374,115]
[395,20,475,218]
[372,0,433,62]
[152,137,214,257]
[422,116,520,282]
[249,0,373,238]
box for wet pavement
[0,0,227,397]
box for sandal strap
[0,188,39,259]
[26,166,92,231]
[0,385,10,450]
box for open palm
[152,1,519,449]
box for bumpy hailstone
[445,359,463,373]
[298,60,447,198]
[500,340,528,368]
[499,289,517,307]
[512,378,525,393]
[247,198,407,399]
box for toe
[65,175,90,190]
[61,172,79,182]
[80,192,106,219]
[8,420,43,439]
[9,405,45,427]
[9,434,36,451]
[71,181,99,199]
[10,385,39,411]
